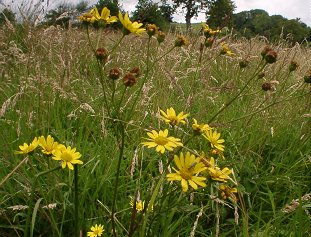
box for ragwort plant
[1,4,310,237]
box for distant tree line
[0,0,310,43]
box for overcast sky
[2,0,311,26]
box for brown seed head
[304,70,311,83]
[123,73,138,87]
[289,60,299,72]
[174,36,189,47]
[95,48,108,63]
[258,72,265,79]
[146,24,158,37]
[264,50,277,64]
[261,46,273,58]
[262,82,273,91]
[204,38,214,48]
[109,68,121,80]
[156,31,166,43]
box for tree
[206,0,236,28]
[44,3,74,28]
[95,0,119,17]
[0,8,16,25]
[132,0,172,30]
[172,0,209,31]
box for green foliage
[0,8,16,26]
[206,0,236,28]
[95,0,119,17]
[233,9,311,43]
[132,0,172,30]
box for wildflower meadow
[0,6,310,237]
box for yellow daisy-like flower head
[201,23,220,37]
[118,11,146,35]
[192,118,211,134]
[87,224,104,237]
[208,166,232,182]
[92,7,118,24]
[38,135,65,155]
[203,130,225,152]
[129,197,145,212]
[79,10,96,23]
[52,146,83,170]
[167,152,207,192]
[219,184,238,202]
[15,137,39,154]
[142,129,183,154]
[220,43,235,56]
[160,107,189,126]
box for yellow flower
[142,129,183,154]
[92,7,118,24]
[52,146,83,170]
[203,130,225,151]
[221,43,235,56]
[87,224,104,237]
[201,23,220,37]
[160,107,189,126]
[219,184,238,202]
[167,152,207,192]
[118,12,146,35]
[192,118,211,134]
[38,135,65,155]
[208,165,232,182]
[79,10,96,23]
[15,137,39,154]
[129,197,144,212]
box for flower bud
[264,50,277,64]
[123,73,138,87]
[289,60,299,72]
[156,31,166,43]
[95,48,108,63]
[204,38,214,48]
[262,82,273,91]
[146,24,158,37]
[174,36,189,47]
[109,68,121,80]
[239,60,249,68]
[304,70,311,83]
[258,72,265,79]
[261,46,273,58]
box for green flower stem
[140,135,195,236]
[111,123,125,237]
[116,86,128,116]
[25,166,61,237]
[74,165,79,237]
[208,62,267,123]
[110,34,125,55]
[96,60,111,117]
[86,26,96,54]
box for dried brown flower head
[109,68,121,80]
[123,73,138,87]
[95,48,108,63]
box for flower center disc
[61,152,73,162]
[154,136,168,145]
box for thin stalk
[86,26,96,54]
[208,62,267,123]
[110,34,125,55]
[74,165,79,237]
[25,166,61,237]
[96,60,111,117]
[111,123,125,237]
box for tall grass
[0,16,310,237]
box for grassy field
[0,19,310,237]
